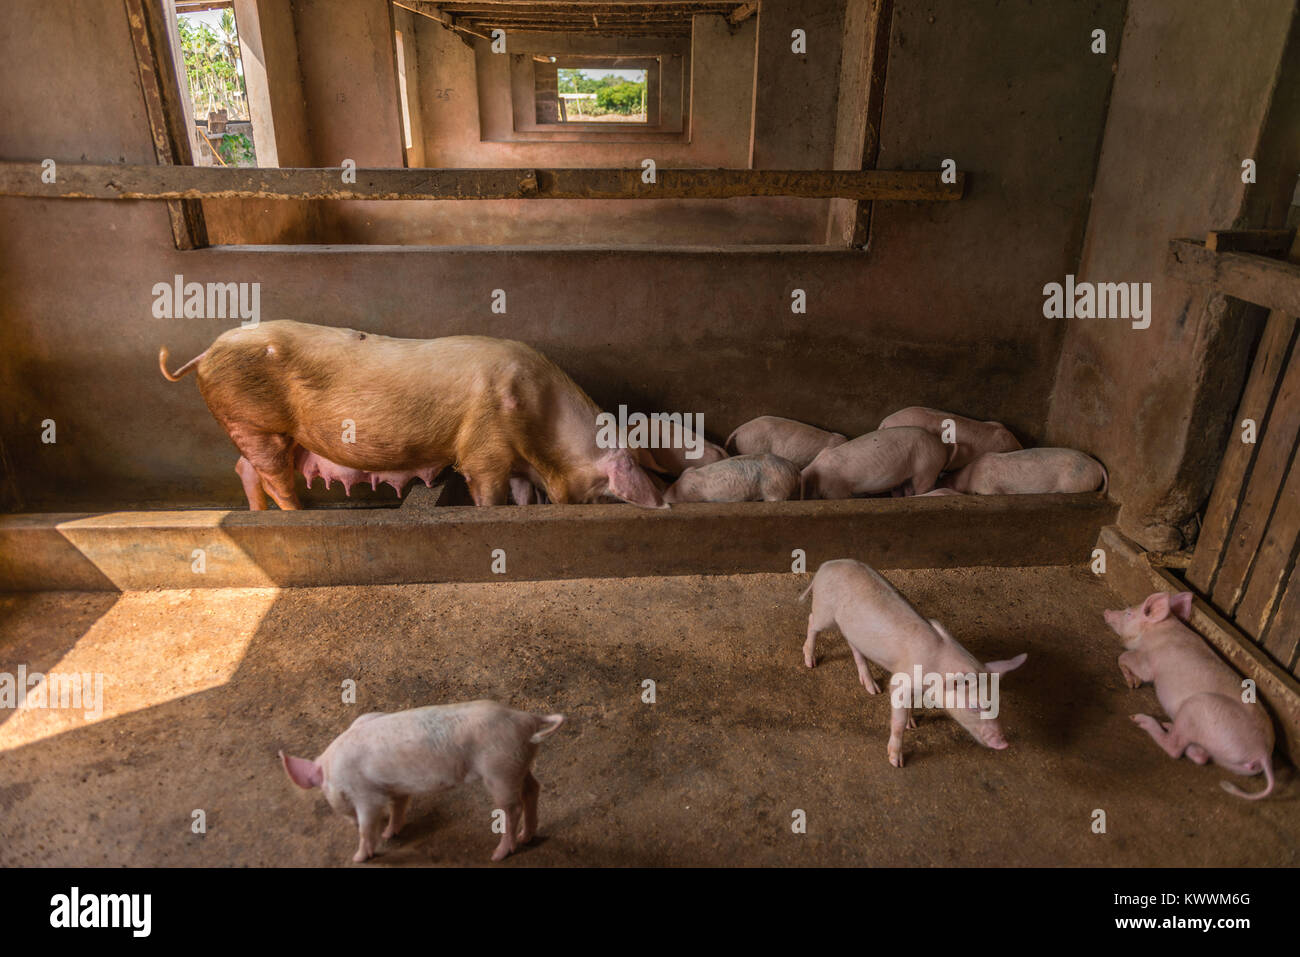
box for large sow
[160,320,664,510]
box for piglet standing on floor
[1103,591,1275,799]
[280,700,565,862]
[800,559,1027,767]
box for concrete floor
[0,567,1295,867]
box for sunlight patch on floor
[0,587,277,750]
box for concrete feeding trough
[0,492,1115,591]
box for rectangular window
[499,39,688,142]
[172,1,259,167]
[541,63,649,125]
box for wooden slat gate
[1180,229,1300,676]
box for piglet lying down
[1104,592,1275,799]
[280,700,565,862]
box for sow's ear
[1168,591,1194,622]
[280,751,323,789]
[605,454,668,509]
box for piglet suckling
[1103,592,1275,799]
[725,416,846,469]
[800,427,949,499]
[280,701,565,862]
[636,422,729,476]
[800,559,1027,766]
[943,448,1107,495]
[878,406,1021,470]
[662,453,800,503]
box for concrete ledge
[0,494,1115,592]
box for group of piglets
[657,407,1106,504]
[281,572,1275,866]
[800,558,1275,799]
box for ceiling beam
[0,163,968,203]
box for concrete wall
[1,0,1122,510]
[341,10,822,246]
[204,0,321,244]
[1047,0,1300,550]
[751,0,844,169]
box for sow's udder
[294,446,445,496]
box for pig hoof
[382,826,401,840]
[888,749,904,768]
[491,844,514,863]
[905,715,917,730]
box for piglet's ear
[1141,592,1170,623]
[985,653,1028,675]
[280,751,322,789]
[605,454,667,509]
[1168,591,1194,622]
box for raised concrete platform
[0,493,1116,591]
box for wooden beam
[1168,238,1300,316]
[465,22,693,34]
[1261,553,1300,671]
[1206,228,1298,256]
[1187,311,1299,592]
[728,3,758,25]
[1208,346,1300,615]
[394,1,494,42]
[826,0,893,248]
[0,162,967,202]
[451,9,714,19]
[437,2,734,13]
[122,0,207,249]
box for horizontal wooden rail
[1167,237,1300,315]
[0,162,964,202]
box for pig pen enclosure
[2,0,1300,868]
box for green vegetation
[177,10,248,121]
[217,131,256,166]
[557,68,646,117]
[177,9,257,165]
